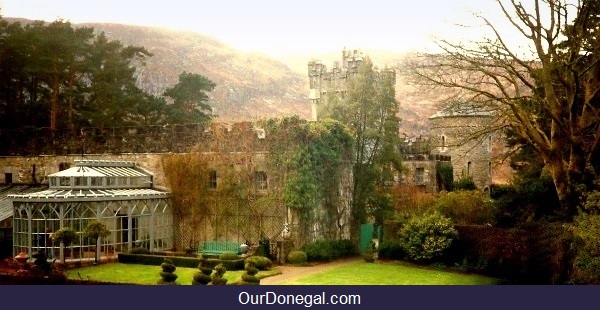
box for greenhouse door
[120,217,138,246]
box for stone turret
[429,105,493,190]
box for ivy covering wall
[162,117,354,248]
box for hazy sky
[1,0,520,56]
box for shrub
[330,239,358,258]
[302,240,332,262]
[287,250,308,265]
[192,257,213,285]
[377,240,404,260]
[219,251,239,261]
[363,246,375,263]
[51,227,77,246]
[491,173,560,227]
[118,253,244,270]
[400,212,458,263]
[454,176,477,191]
[245,256,272,270]
[130,247,150,255]
[300,239,357,262]
[158,258,178,285]
[211,263,228,285]
[571,191,600,284]
[392,185,437,217]
[433,190,495,225]
[240,261,260,285]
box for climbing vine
[162,117,354,246]
[265,117,354,241]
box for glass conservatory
[9,160,172,262]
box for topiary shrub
[130,247,150,255]
[192,257,213,285]
[400,212,458,263]
[240,261,260,285]
[158,258,178,285]
[219,251,239,261]
[211,263,228,285]
[377,240,405,260]
[244,256,272,270]
[287,250,308,265]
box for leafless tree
[405,0,600,216]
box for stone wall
[399,154,452,193]
[0,122,267,157]
[0,153,170,187]
[429,114,493,190]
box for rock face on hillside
[84,23,311,121]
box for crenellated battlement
[0,122,268,156]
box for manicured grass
[278,261,499,285]
[66,263,281,285]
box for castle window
[415,168,425,185]
[59,162,70,171]
[254,171,268,191]
[441,135,447,152]
[489,162,492,176]
[467,162,472,176]
[209,170,217,189]
[488,136,492,152]
[5,173,13,184]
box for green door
[360,223,374,253]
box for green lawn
[277,261,499,285]
[67,260,498,285]
[66,263,281,285]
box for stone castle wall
[429,114,493,190]
[0,122,268,187]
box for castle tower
[308,60,325,121]
[429,105,493,190]
[307,49,364,121]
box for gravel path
[260,257,363,285]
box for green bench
[198,240,241,255]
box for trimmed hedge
[118,253,244,270]
[301,239,358,262]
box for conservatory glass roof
[8,160,169,202]
[9,188,169,202]
[49,160,149,178]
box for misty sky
[1,0,527,57]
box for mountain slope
[84,23,311,121]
